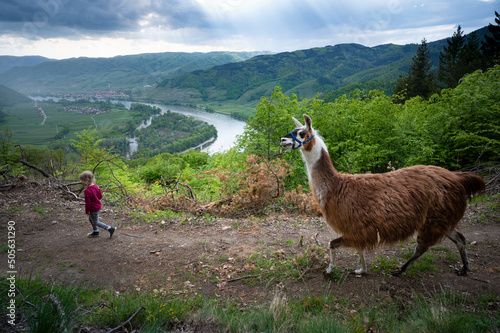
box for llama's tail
[454,172,486,198]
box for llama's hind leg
[355,250,367,275]
[324,237,343,276]
[392,235,430,277]
[446,228,469,276]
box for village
[62,105,109,115]
[56,89,129,100]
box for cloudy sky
[0,0,498,59]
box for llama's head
[280,114,316,151]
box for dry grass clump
[133,156,320,218]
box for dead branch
[105,160,129,198]
[462,163,499,195]
[16,145,51,178]
[92,157,118,174]
[314,233,322,246]
[63,181,83,187]
[160,176,168,194]
[18,160,51,178]
[227,271,270,282]
[261,155,282,199]
[0,165,11,178]
[57,183,84,201]
[106,305,145,333]
[182,182,195,200]
[42,294,67,326]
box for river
[121,102,246,156]
[30,97,247,155]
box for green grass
[1,276,497,332]
[198,289,498,333]
[130,208,187,224]
[33,203,49,218]
[200,100,257,119]
[432,245,459,263]
[370,244,443,277]
[370,255,400,275]
[401,246,439,276]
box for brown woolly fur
[319,163,482,251]
[281,114,486,276]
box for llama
[281,114,485,276]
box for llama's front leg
[324,237,343,276]
[354,250,367,275]
[325,248,336,275]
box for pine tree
[438,26,482,89]
[406,39,435,99]
[481,11,500,69]
[438,26,466,88]
[461,32,482,75]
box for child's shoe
[87,231,100,238]
[108,227,116,238]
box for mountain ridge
[0,51,269,94]
[0,26,490,103]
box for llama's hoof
[354,268,367,275]
[323,265,335,276]
[454,268,468,276]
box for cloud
[0,0,498,59]
[0,0,209,39]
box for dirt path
[1,178,499,306]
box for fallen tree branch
[15,145,51,178]
[106,305,145,333]
[57,183,84,200]
[227,270,270,282]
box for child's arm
[84,189,91,215]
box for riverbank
[29,97,247,154]
[182,136,216,153]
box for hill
[0,51,268,95]
[0,84,33,107]
[0,55,53,74]
[148,40,452,104]
[0,27,490,105]
[148,28,491,104]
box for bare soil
[1,178,499,317]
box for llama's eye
[299,131,306,138]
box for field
[3,101,132,146]
[1,178,499,332]
[200,100,257,119]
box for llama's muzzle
[280,136,293,148]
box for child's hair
[79,170,95,184]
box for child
[80,170,116,238]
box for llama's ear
[292,117,303,128]
[303,114,312,131]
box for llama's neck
[300,134,337,186]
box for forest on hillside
[133,111,217,157]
